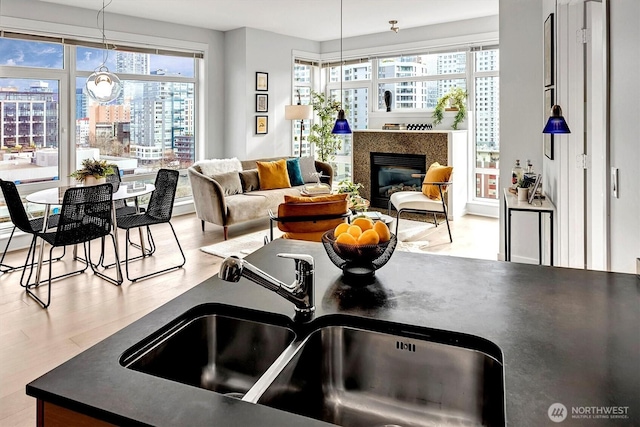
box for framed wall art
[544,88,554,159]
[256,72,268,91]
[528,174,543,204]
[544,13,554,87]
[256,94,268,112]
[255,115,268,134]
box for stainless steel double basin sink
[120,304,505,426]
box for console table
[503,188,555,266]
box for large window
[377,53,467,110]
[325,61,371,182]
[298,46,499,204]
[291,62,314,157]
[473,49,500,200]
[0,35,200,226]
[76,47,197,199]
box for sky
[0,39,194,91]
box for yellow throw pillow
[422,162,453,200]
[256,159,291,190]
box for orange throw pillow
[284,193,347,204]
[422,162,453,200]
[256,159,291,190]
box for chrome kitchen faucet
[219,253,315,317]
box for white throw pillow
[298,155,318,183]
[197,158,242,177]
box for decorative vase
[517,187,529,201]
[84,176,106,186]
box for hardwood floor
[0,212,497,426]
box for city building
[0,82,58,149]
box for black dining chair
[22,183,120,308]
[0,179,61,276]
[97,166,147,268]
[116,169,185,282]
[106,165,143,218]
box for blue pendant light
[332,109,352,134]
[332,0,352,135]
[542,105,571,134]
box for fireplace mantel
[352,130,468,219]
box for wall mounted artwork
[256,115,268,134]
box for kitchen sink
[121,306,504,426]
[248,325,505,427]
[120,306,295,398]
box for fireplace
[370,152,426,208]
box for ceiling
[39,0,498,42]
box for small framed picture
[544,88,554,160]
[256,115,268,134]
[544,13,554,87]
[256,72,268,91]
[528,174,543,204]
[256,94,268,112]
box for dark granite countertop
[27,239,640,426]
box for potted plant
[308,91,342,163]
[516,176,534,201]
[337,179,369,211]
[432,87,468,130]
[71,158,115,185]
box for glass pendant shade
[332,109,352,134]
[86,66,122,103]
[542,105,571,134]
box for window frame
[0,31,203,234]
[298,44,499,208]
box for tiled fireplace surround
[352,130,467,219]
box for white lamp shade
[285,104,313,120]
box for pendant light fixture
[331,0,352,135]
[85,0,122,103]
[542,104,571,134]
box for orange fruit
[358,229,380,246]
[334,222,350,236]
[347,225,362,239]
[336,232,357,245]
[373,221,391,242]
[352,217,374,231]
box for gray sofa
[188,156,333,239]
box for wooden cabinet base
[37,400,117,427]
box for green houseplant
[70,158,115,184]
[432,87,468,130]
[308,91,342,162]
[337,179,369,211]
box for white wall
[499,0,544,263]
[608,0,640,273]
[320,16,499,56]
[224,28,319,160]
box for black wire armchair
[115,169,185,282]
[22,183,119,308]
